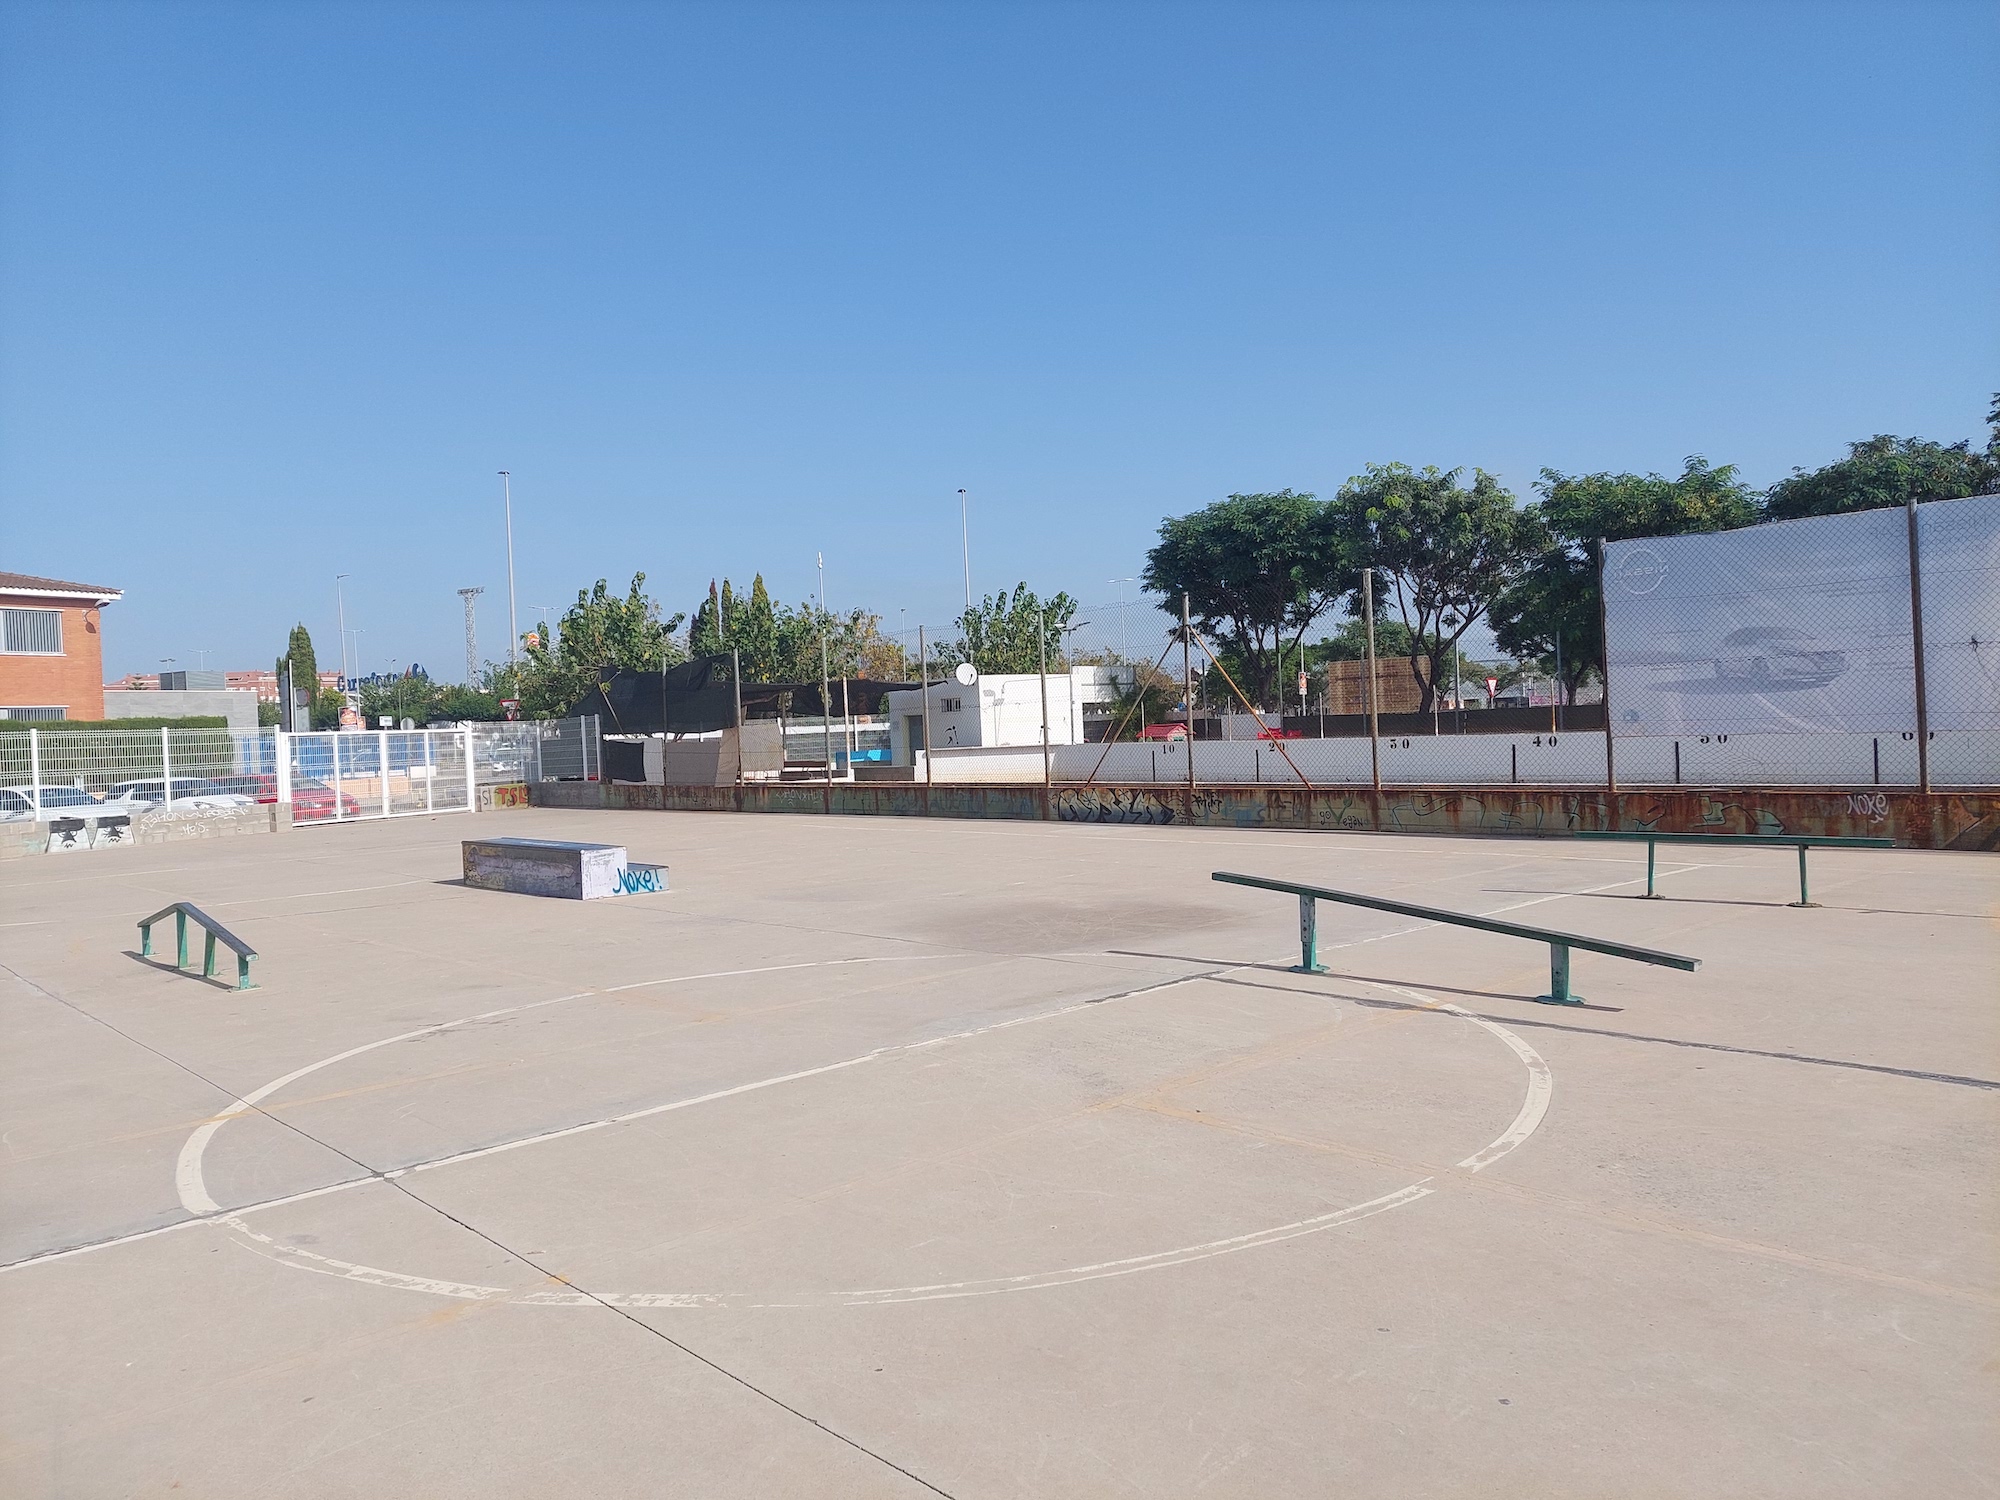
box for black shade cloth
[569,658,923,733]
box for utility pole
[499,471,519,676]
[457,587,484,685]
[335,574,350,686]
[957,489,972,610]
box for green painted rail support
[1571,831,1894,908]
[1215,871,1700,1007]
[138,902,257,991]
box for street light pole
[499,471,519,676]
[957,489,971,610]
[335,574,350,685]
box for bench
[1211,871,1700,1006]
[138,902,257,990]
[1570,831,1895,907]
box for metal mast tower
[457,587,484,684]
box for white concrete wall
[103,689,260,731]
[914,729,1998,788]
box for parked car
[1712,626,1848,689]
[99,778,257,812]
[205,773,363,818]
[0,785,109,822]
[1137,723,1189,741]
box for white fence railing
[0,717,603,830]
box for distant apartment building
[108,668,341,702]
[0,572,123,720]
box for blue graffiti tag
[616,865,664,895]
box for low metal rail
[1570,831,1894,907]
[138,902,257,990]
[1211,871,1699,1006]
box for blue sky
[2,0,1994,681]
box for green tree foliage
[1142,490,1359,707]
[1491,458,1758,703]
[1101,662,1183,739]
[274,621,343,727]
[943,584,1080,675]
[516,574,687,718]
[1762,429,2000,521]
[690,575,903,682]
[1332,464,1540,713]
[1312,616,1417,663]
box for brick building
[0,572,123,720]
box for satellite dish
[953,662,977,687]
[400,717,417,730]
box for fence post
[331,731,342,820]
[1906,495,1931,794]
[1597,542,1616,797]
[378,730,391,817]
[1363,568,1381,792]
[463,725,476,812]
[733,651,743,788]
[1037,607,1052,801]
[424,731,435,812]
[1182,594,1196,798]
[275,730,292,807]
[918,626,933,800]
[161,727,174,811]
[28,726,40,816]
[533,728,544,785]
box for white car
[99,778,257,812]
[0,785,111,823]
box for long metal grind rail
[1569,831,1895,907]
[137,902,258,990]
[1211,871,1699,1006]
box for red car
[209,774,363,818]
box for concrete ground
[1,808,1994,1499]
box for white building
[885,665,1131,765]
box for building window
[0,706,66,721]
[1,608,63,655]
[939,697,962,713]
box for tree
[1102,662,1182,739]
[1313,616,1417,663]
[942,584,1080,675]
[516,574,687,718]
[1763,427,2000,521]
[1492,457,1759,703]
[275,621,343,728]
[1331,464,1540,713]
[1142,490,1358,708]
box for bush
[0,716,230,732]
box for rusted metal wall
[530,780,1999,851]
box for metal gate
[285,728,474,825]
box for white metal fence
[0,717,602,831]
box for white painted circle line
[196,972,1554,1309]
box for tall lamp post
[335,574,351,686]
[957,489,971,611]
[499,471,519,676]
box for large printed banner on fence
[1603,495,2000,738]
[1603,507,1919,737]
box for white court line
[210,978,1553,1310]
[8,869,1651,1278]
[173,955,938,1215]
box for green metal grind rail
[1570,831,1894,907]
[1211,870,1699,1006]
[138,902,257,990]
